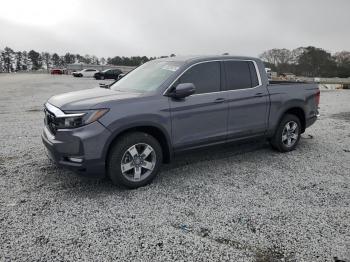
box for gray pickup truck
[42,55,320,188]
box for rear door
[224,60,268,139]
[169,61,228,150]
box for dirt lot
[0,74,349,261]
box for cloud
[0,0,349,57]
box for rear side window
[224,61,259,90]
[179,62,220,94]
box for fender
[100,118,173,162]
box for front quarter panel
[97,95,172,158]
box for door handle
[254,93,264,97]
[214,98,226,103]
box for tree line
[0,47,177,73]
[260,46,350,78]
[1,45,349,77]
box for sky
[0,0,349,58]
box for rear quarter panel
[267,83,319,135]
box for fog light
[67,157,83,163]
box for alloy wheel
[120,143,156,182]
[281,121,299,147]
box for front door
[169,61,228,151]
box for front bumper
[41,121,111,177]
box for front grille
[44,108,57,135]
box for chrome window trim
[163,59,263,96]
[45,102,85,118]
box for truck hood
[48,87,142,111]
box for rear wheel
[107,132,163,188]
[270,114,301,152]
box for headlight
[55,109,109,129]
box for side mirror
[168,83,195,99]
[99,83,109,89]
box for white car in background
[72,69,99,77]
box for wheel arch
[279,107,306,133]
[103,123,173,166]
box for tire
[100,75,104,80]
[107,132,163,188]
[270,114,301,152]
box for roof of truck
[160,55,260,64]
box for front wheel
[270,114,301,152]
[107,132,163,188]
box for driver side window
[179,62,220,94]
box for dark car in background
[94,69,123,80]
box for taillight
[315,90,320,106]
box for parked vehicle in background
[51,68,65,75]
[94,69,123,80]
[265,68,272,80]
[42,55,320,189]
[117,73,126,80]
[72,69,99,77]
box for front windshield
[110,60,183,93]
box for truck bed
[269,80,309,85]
[266,81,319,134]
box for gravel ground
[0,74,349,261]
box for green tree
[22,51,29,70]
[109,56,122,65]
[141,56,149,64]
[52,53,60,67]
[334,51,350,78]
[0,49,3,72]
[84,55,92,64]
[28,50,42,70]
[42,52,51,71]
[59,56,66,67]
[91,55,99,65]
[15,51,23,71]
[75,54,85,63]
[64,53,75,65]
[296,46,337,77]
[2,47,15,72]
